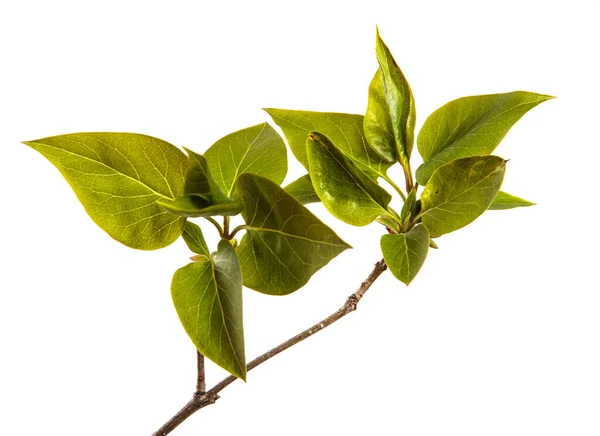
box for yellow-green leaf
[204,123,287,196]
[232,173,350,295]
[23,133,186,250]
[364,28,416,168]
[183,148,230,204]
[307,132,392,226]
[171,239,246,380]
[381,225,429,285]
[421,156,506,236]
[158,195,242,218]
[265,108,392,180]
[182,221,209,256]
[284,174,320,205]
[416,91,553,184]
[488,191,535,210]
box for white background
[1,1,599,435]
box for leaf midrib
[321,142,388,213]
[209,257,243,377]
[422,165,502,217]
[244,226,349,248]
[27,141,176,201]
[426,94,548,161]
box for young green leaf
[381,225,429,285]
[158,195,242,218]
[182,221,209,256]
[264,109,392,180]
[284,174,320,205]
[416,91,553,184]
[307,132,392,226]
[420,156,506,236]
[364,28,416,169]
[400,188,418,223]
[171,239,246,380]
[183,148,230,204]
[204,123,287,196]
[488,191,535,210]
[232,173,351,295]
[23,133,186,250]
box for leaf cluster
[23,28,551,380]
[268,28,551,286]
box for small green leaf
[488,191,535,210]
[400,188,418,223]
[376,215,401,233]
[416,91,553,184]
[23,133,186,250]
[265,108,392,180]
[364,28,416,167]
[381,225,429,285]
[158,195,242,218]
[183,148,230,204]
[421,156,506,236]
[284,174,320,205]
[307,132,392,226]
[171,239,246,380]
[232,173,350,295]
[204,123,287,196]
[182,221,209,256]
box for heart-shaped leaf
[232,173,351,295]
[416,91,553,184]
[284,174,320,205]
[171,239,246,380]
[420,156,506,236]
[204,123,287,196]
[381,225,429,285]
[307,131,392,226]
[265,109,392,180]
[23,133,186,250]
[182,221,209,256]
[364,28,416,168]
[488,191,535,210]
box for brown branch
[196,351,206,394]
[152,259,387,436]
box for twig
[152,259,388,436]
[196,351,205,394]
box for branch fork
[153,259,387,435]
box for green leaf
[232,173,351,295]
[416,91,554,184]
[488,191,535,210]
[265,108,392,180]
[284,174,320,205]
[204,123,287,196]
[158,195,242,218]
[307,131,392,226]
[420,156,506,237]
[23,133,186,250]
[183,148,230,204]
[381,225,429,285]
[182,221,209,256]
[171,239,246,380]
[364,28,416,167]
[400,188,418,223]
